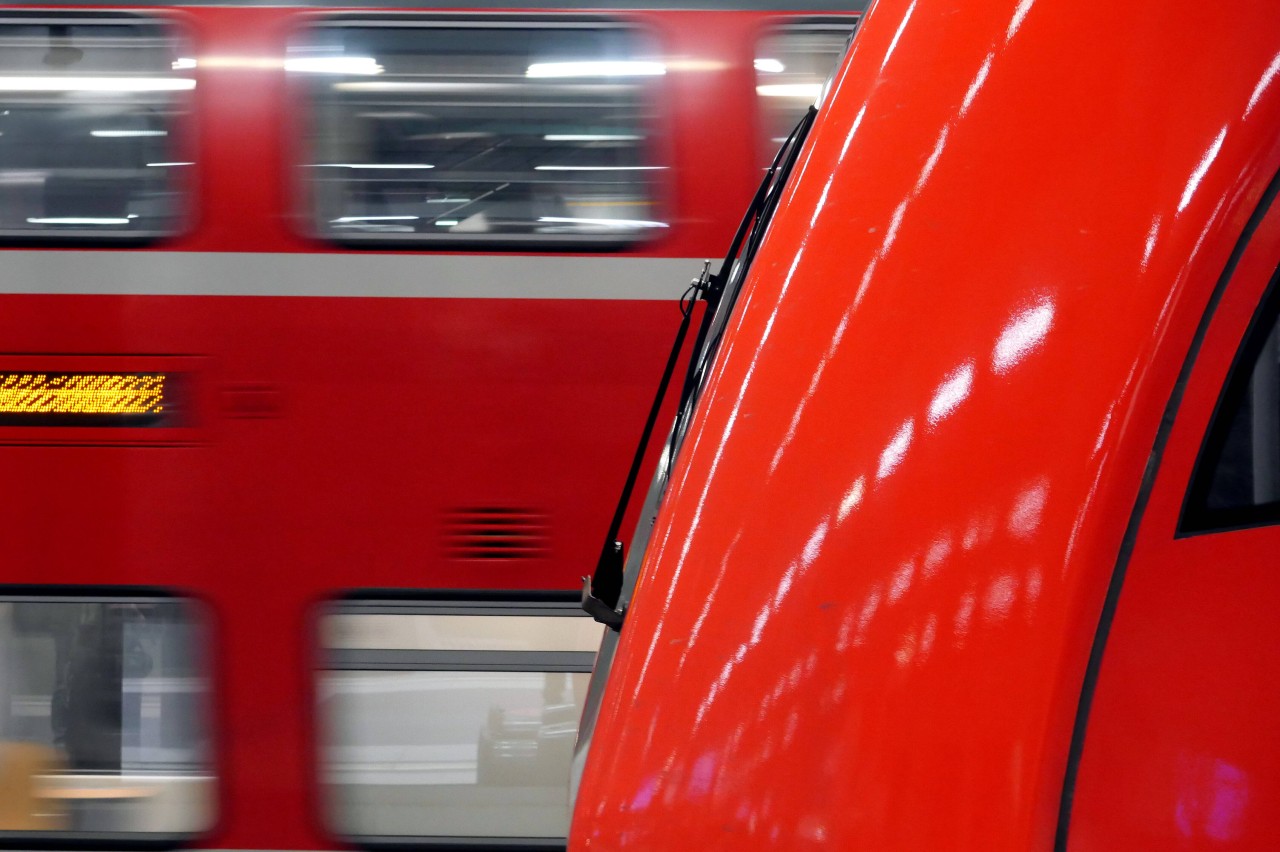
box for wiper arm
[580,259,710,627]
[676,106,818,429]
[582,106,818,631]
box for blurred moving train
[570,0,1280,848]
[0,2,857,850]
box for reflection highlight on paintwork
[838,476,866,523]
[877,419,915,480]
[838,104,867,160]
[810,176,835,229]
[894,629,918,667]
[1025,566,1043,605]
[954,590,977,641]
[1246,52,1280,117]
[992,297,1054,373]
[1008,478,1049,538]
[769,295,853,477]
[1005,0,1036,42]
[917,126,950,190]
[851,584,883,648]
[962,511,998,550]
[1142,215,1163,268]
[921,614,938,656]
[652,247,806,693]
[879,0,917,73]
[1175,755,1250,842]
[960,53,994,116]
[922,534,953,578]
[1178,127,1227,213]
[888,559,915,603]
[928,361,974,425]
[983,574,1018,621]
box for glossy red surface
[0,3,859,849]
[572,0,1280,849]
[1069,195,1280,849]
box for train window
[0,594,214,837]
[318,597,601,845]
[293,18,667,248]
[1182,266,1280,532]
[0,15,193,241]
[754,20,856,171]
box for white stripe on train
[0,252,710,300]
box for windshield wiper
[582,105,819,631]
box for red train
[571,0,1280,848]
[0,3,857,850]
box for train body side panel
[0,3,861,847]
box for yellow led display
[0,373,166,415]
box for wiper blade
[705,105,818,309]
[583,105,818,630]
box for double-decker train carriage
[570,0,1280,848]
[0,2,857,850]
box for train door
[1064,182,1280,848]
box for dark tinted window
[0,16,193,240]
[295,19,666,248]
[1182,266,1280,532]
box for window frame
[752,15,858,174]
[288,12,672,253]
[0,585,217,851]
[0,10,197,246]
[1179,263,1280,534]
[314,590,599,851]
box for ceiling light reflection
[0,76,194,92]
[927,362,974,425]
[1008,479,1049,539]
[1246,51,1280,117]
[954,591,976,640]
[983,574,1017,621]
[756,82,823,99]
[876,419,914,481]
[837,476,865,523]
[992,298,1054,374]
[888,560,915,603]
[544,133,642,142]
[285,56,382,75]
[533,165,664,171]
[526,60,665,78]
[27,217,130,225]
[1177,126,1227,213]
[91,129,167,138]
[538,216,668,228]
[314,163,434,169]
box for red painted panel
[1069,191,1280,850]
[572,0,1280,849]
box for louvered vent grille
[444,507,550,560]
